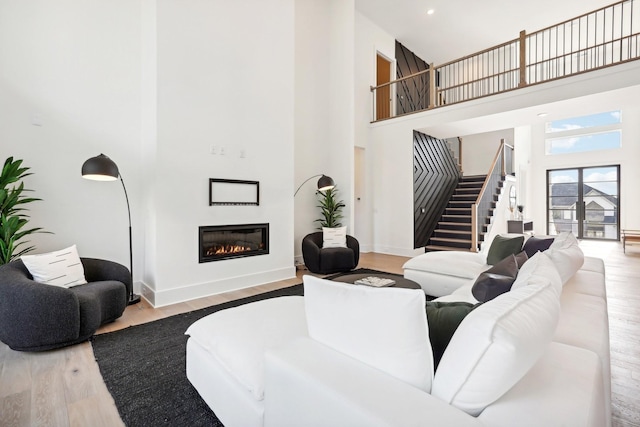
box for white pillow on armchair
[322,226,347,248]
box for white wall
[459,129,514,176]
[513,125,532,219]
[0,0,298,307]
[353,11,396,253]
[149,0,295,305]
[0,0,143,274]
[294,0,355,264]
[528,104,640,236]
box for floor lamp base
[128,293,142,305]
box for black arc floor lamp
[81,153,141,305]
[294,174,335,196]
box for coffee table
[331,272,421,290]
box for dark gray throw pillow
[486,234,525,265]
[522,236,555,258]
[472,253,519,303]
[514,250,529,268]
[425,301,480,369]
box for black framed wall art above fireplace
[209,178,260,206]
[199,223,269,263]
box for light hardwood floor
[0,248,638,426]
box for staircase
[425,175,500,252]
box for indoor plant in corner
[0,157,46,265]
[315,186,345,229]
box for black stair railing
[471,140,514,251]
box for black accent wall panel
[414,131,461,248]
[396,41,429,115]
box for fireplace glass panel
[199,224,269,263]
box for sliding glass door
[547,165,619,240]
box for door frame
[375,51,395,120]
[546,164,620,240]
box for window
[545,111,621,155]
[547,166,619,240]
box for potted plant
[315,186,345,228]
[0,157,46,265]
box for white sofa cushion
[545,232,584,284]
[303,275,434,392]
[477,342,606,427]
[184,296,308,401]
[403,251,487,279]
[432,272,560,416]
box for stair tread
[430,237,472,243]
[438,221,472,226]
[434,229,471,235]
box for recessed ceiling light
[427,9,435,15]
[537,112,548,118]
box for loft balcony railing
[371,0,640,121]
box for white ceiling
[355,0,617,64]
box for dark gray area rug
[91,268,396,427]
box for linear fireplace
[199,223,269,263]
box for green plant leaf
[315,186,345,229]
[0,157,47,264]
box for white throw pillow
[303,275,433,392]
[21,245,87,288]
[431,277,560,416]
[545,232,584,284]
[511,251,563,296]
[322,226,347,248]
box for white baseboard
[371,245,423,258]
[139,266,296,308]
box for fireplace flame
[206,244,253,257]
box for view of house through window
[547,166,619,240]
[545,110,622,155]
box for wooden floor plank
[0,390,30,427]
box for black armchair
[302,232,360,274]
[0,257,130,352]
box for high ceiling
[355,0,617,64]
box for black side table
[330,272,421,290]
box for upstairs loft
[371,0,640,122]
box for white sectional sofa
[185,232,611,427]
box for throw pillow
[322,226,347,248]
[545,232,584,284]
[486,234,525,265]
[431,277,561,417]
[471,254,519,303]
[514,250,529,268]
[21,245,87,288]
[426,301,479,369]
[304,275,434,392]
[522,236,555,258]
[511,251,563,295]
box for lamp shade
[81,154,119,181]
[317,175,335,192]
